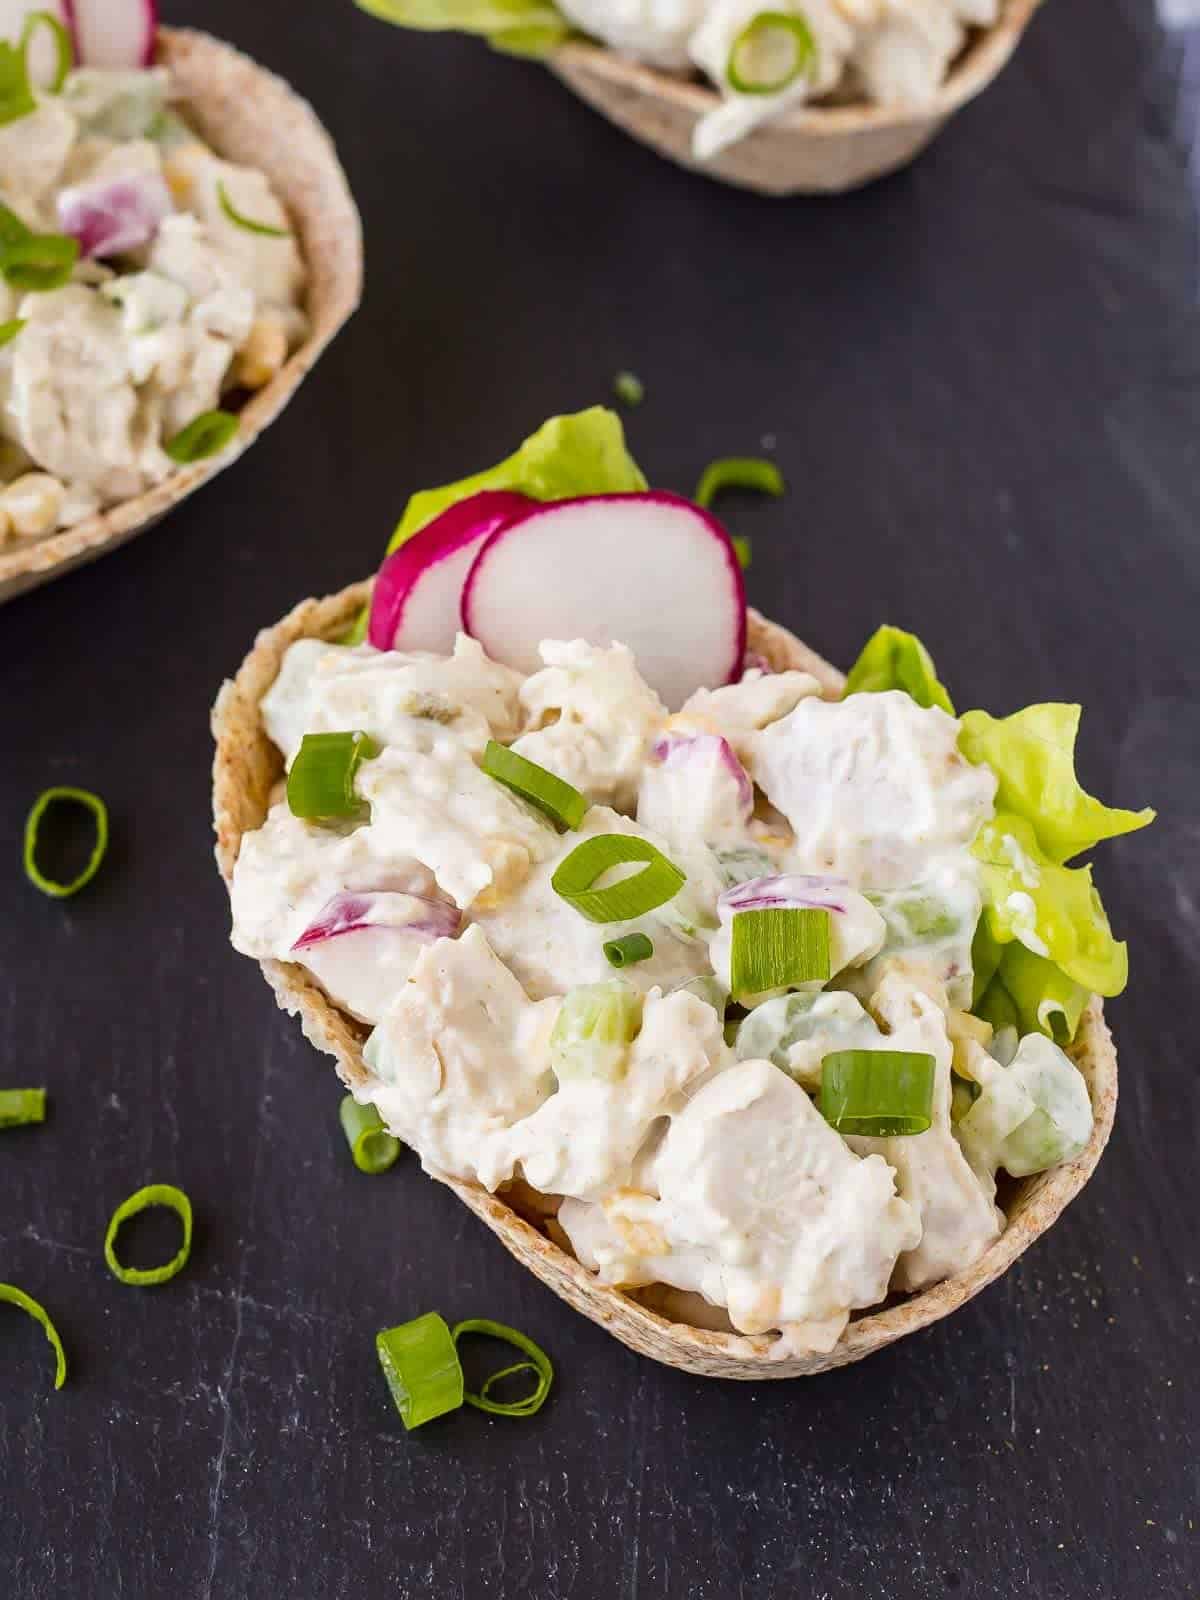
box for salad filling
[0,31,307,544]
[226,414,1152,1355]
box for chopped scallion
[0,1283,66,1389]
[21,10,72,93]
[23,786,109,898]
[481,741,588,830]
[287,730,380,821]
[0,39,36,127]
[0,1088,46,1128]
[603,932,654,968]
[730,906,830,995]
[819,1050,936,1137]
[164,409,239,464]
[732,534,751,569]
[552,834,685,924]
[376,1312,464,1430]
[339,1095,401,1173]
[452,1319,554,1418]
[217,179,291,238]
[694,455,785,509]
[0,230,79,291]
[725,11,816,96]
[613,370,644,407]
[104,1184,193,1287]
[0,316,25,348]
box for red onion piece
[650,732,753,821]
[57,171,171,258]
[719,874,850,918]
[292,889,460,951]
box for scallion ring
[613,370,644,407]
[452,1319,553,1418]
[0,39,36,127]
[481,740,588,830]
[0,316,25,348]
[730,906,830,995]
[732,534,752,570]
[104,1184,193,1287]
[164,409,239,464]
[695,455,786,508]
[819,1050,936,1137]
[20,10,73,93]
[217,179,291,239]
[376,1312,464,1430]
[339,1095,401,1174]
[0,1283,66,1389]
[552,834,686,924]
[23,786,109,898]
[0,230,79,291]
[0,202,32,251]
[0,1088,46,1127]
[725,11,816,95]
[287,730,380,821]
[603,932,654,968]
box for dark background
[2,0,1197,1595]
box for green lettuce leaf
[843,625,956,715]
[972,813,1128,997]
[975,942,1090,1045]
[958,703,1154,865]
[385,406,646,555]
[356,0,570,56]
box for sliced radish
[291,889,461,1024]
[67,0,157,69]
[57,171,170,257]
[0,0,70,84]
[462,492,746,709]
[367,490,533,655]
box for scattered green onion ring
[819,1050,936,1137]
[725,11,816,96]
[339,1095,401,1174]
[0,1283,66,1389]
[695,455,786,509]
[730,906,830,995]
[23,786,109,899]
[603,932,654,968]
[732,534,752,570]
[21,10,72,94]
[552,834,686,924]
[452,1319,553,1418]
[0,1088,46,1128]
[164,409,239,464]
[376,1312,464,1430]
[0,39,36,127]
[481,740,588,831]
[287,730,380,821]
[613,370,644,407]
[217,179,291,239]
[0,202,32,251]
[0,316,25,348]
[0,230,79,291]
[104,1184,193,1287]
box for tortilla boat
[211,580,1117,1379]
[550,0,1041,196]
[0,26,362,606]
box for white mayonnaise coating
[847,973,1002,1291]
[362,926,559,1186]
[753,691,996,889]
[734,989,885,1089]
[672,667,821,765]
[636,734,753,852]
[554,0,710,68]
[513,639,666,811]
[261,635,524,764]
[955,1034,1093,1195]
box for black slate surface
[2,1,1198,1595]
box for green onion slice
[452,1319,553,1418]
[164,408,239,464]
[0,1088,46,1127]
[104,1184,193,1287]
[23,786,109,898]
[376,1312,464,1430]
[21,10,73,93]
[0,316,25,348]
[552,834,685,924]
[287,730,380,821]
[339,1095,401,1174]
[0,40,36,126]
[0,1283,66,1389]
[819,1050,937,1137]
[732,534,752,570]
[613,370,644,407]
[725,11,816,95]
[481,740,588,830]
[695,455,786,509]
[730,906,830,995]
[0,230,79,291]
[603,932,654,968]
[0,202,32,251]
[217,179,291,238]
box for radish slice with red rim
[67,0,157,68]
[368,490,534,655]
[462,492,746,709]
